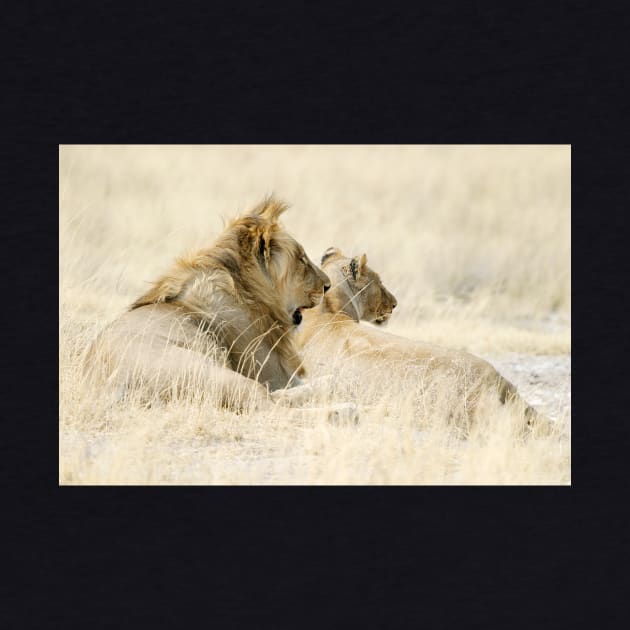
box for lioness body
[298,248,538,424]
[84,198,338,412]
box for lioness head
[319,247,398,325]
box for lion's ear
[348,254,365,280]
[253,195,289,225]
[321,247,342,265]
[256,226,273,267]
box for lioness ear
[349,253,367,280]
[321,247,342,265]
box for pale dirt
[485,353,571,422]
[481,313,571,422]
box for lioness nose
[392,300,397,309]
[323,283,331,293]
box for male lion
[84,198,354,417]
[298,247,548,433]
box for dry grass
[59,145,571,484]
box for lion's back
[82,303,226,395]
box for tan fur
[84,197,341,412]
[298,248,548,433]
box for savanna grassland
[59,145,570,484]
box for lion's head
[319,247,397,325]
[131,196,330,328]
[229,197,331,325]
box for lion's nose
[392,300,397,309]
[323,283,331,293]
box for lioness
[298,247,546,431]
[84,198,353,417]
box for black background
[4,1,626,627]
